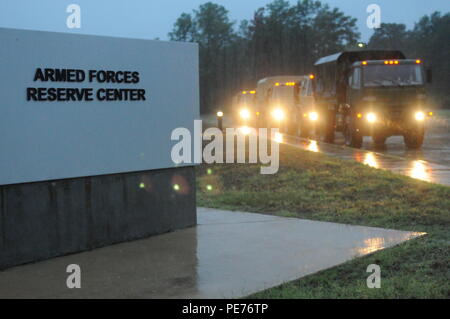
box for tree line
[168,0,450,113]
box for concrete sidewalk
[0,208,424,299]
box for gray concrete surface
[0,167,197,270]
[0,208,424,299]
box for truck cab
[346,59,428,148]
[266,81,300,133]
[298,75,319,137]
[257,75,318,136]
[232,90,257,126]
[314,50,431,149]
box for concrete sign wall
[0,28,199,270]
[0,28,199,186]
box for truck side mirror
[426,69,433,84]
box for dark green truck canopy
[313,50,408,102]
[314,50,406,66]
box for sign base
[0,166,197,270]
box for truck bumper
[357,118,425,137]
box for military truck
[232,90,257,127]
[313,50,431,149]
[256,75,318,135]
[298,75,319,138]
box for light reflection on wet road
[203,115,450,186]
[282,127,450,186]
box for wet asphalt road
[284,134,450,186]
[334,117,450,167]
[203,114,450,186]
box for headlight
[238,126,252,135]
[240,109,251,120]
[217,111,224,117]
[415,111,425,121]
[274,132,284,143]
[272,108,285,121]
[367,113,377,123]
[309,112,319,121]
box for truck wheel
[300,128,309,138]
[323,110,335,143]
[287,121,297,136]
[318,123,334,143]
[325,129,335,144]
[319,120,335,143]
[344,119,363,148]
[404,129,425,150]
[289,113,300,136]
[299,119,310,138]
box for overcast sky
[0,0,448,42]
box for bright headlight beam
[272,108,285,121]
[240,109,250,120]
[309,112,319,121]
[415,111,425,121]
[367,113,377,123]
[239,126,252,135]
[274,132,283,143]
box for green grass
[196,143,450,299]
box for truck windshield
[363,65,424,87]
[271,86,297,102]
[238,94,255,106]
